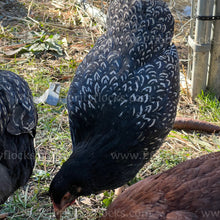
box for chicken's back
[0,70,37,204]
[102,152,220,220]
[68,0,179,157]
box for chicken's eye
[63,195,68,200]
[63,192,71,201]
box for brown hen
[102,152,220,220]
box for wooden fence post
[207,0,220,98]
[189,0,214,99]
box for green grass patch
[197,90,220,121]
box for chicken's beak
[55,208,63,220]
[53,203,63,220]
[52,193,75,219]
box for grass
[0,0,220,219]
[197,90,220,122]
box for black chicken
[49,0,179,218]
[0,70,37,204]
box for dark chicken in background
[0,70,37,204]
[49,0,179,218]
[101,151,220,220]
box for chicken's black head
[49,157,89,219]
